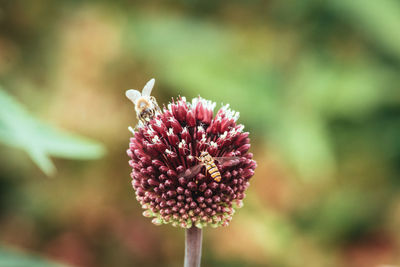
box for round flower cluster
[127,97,256,228]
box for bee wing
[142,78,155,97]
[214,156,240,166]
[125,89,141,104]
[178,164,203,180]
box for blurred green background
[1,0,400,266]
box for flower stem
[184,226,203,267]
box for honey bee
[179,151,240,182]
[126,78,161,124]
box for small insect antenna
[201,141,213,151]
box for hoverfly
[179,151,240,182]
[126,78,161,124]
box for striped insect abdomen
[206,161,222,182]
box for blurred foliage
[0,247,70,267]
[0,0,400,266]
[124,10,398,179]
[0,88,105,175]
[329,0,400,60]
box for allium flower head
[127,96,256,228]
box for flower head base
[127,96,256,228]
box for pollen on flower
[178,140,186,148]
[191,97,216,112]
[152,135,160,144]
[210,141,218,148]
[220,104,240,122]
[127,96,256,228]
[155,119,163,127]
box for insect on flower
[126,78,161,125]
[179,151,240,182]
[127,95,256,228]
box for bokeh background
[1,0,400,266]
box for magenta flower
[127,96,256,229]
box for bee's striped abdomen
[206,162,222,182]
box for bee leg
[138,113,146,124]
[150,97,161,113]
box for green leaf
[0,88,106,176]
[0,247,71,267]
[29,122,106,160]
